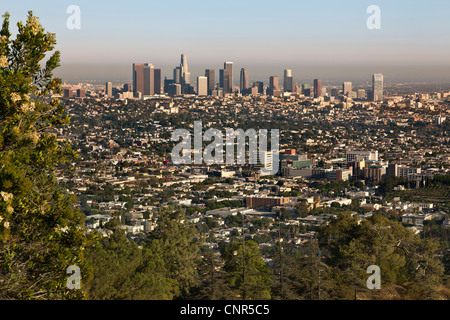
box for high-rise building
[283,69,295,92]
[197,76,208,96]
[372,73,383,101]
[76,88,86,98]
[168,83,181,97]
[283,69,292,91]
[357,89,366,100]
[143,64,155,96]
[313,79,322,98]
[63,88,74,98]
[343,82,352,96]
[106,81,113,97]
[331,88,339,97]
[123,83,132,92]
[180,54,190,85]
[219,69,224,89]
[205,69,215,95]
[269,76,279,90]
[154,68,161,94]
[173,66,181,84]
[132,63,145,94]
[223,62,233,94]
[240,68,249,92]
[164,78,174,93]
[133,63,160,97]
[286,77,295,92]
[253,81,264,94]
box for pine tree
[222,240,271,300]
[0,11,89,299]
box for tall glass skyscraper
[132,63,145,94]
[372,73,383,101]
[283,69,292,92]
[240,68,249,92]
[132,63,161,97]
[205,69,215,95]
[223,62,233,94]
[180,54,190,85]
[314,79,322,98]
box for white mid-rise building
[346,150,378,162]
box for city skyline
[4,1,450,83]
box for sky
[2,0,450,84]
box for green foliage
[0,11,89,299]
[85,222,178,300]
[145,206,202,297]
[86,206,202,300]
[221,240,271,299]
[318,213,445,298]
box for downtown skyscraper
[180,53,190,86]
[105,81,112,97]
[222,62,233,94]
[343,81,352,96]
[197,76,208,96]
[172,54,194,94]
[205,69,215,95]
[372,73,383,101]
[283,69,294,92]
[269,76,279,90]
[314,79,322,98]
[240,68,249,92]
[133,63,161,97]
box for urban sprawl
[58,54,449,266]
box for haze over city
[4,0,450,83]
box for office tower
[143,64,154,96]
[197,76,208,96]
[283,69,295,92]
[173,66,181,84]
[357,89,366,99]
[331,88,339,97]
[372,73,383,101]
[180,54,190,85]
[343,82,352,96]
[285,77,295,92]
[219,69,224,89]
[168,83,181,97]
[253,81,264,94]
[63,88,74,98]
[205,69,215,95]
[269,76,279,90]
[123,83,132,92]
[76,88,86,98]
[164,78,175,93]
[132,63,145,94]
[154,68,161,94]
[283,69,292,91]
[133,62,159,97]
[106,81,113,97]
[223,62,233,94]
[240,68,249,92]
[313,79,322,98]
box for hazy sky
[3,0,450,84]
